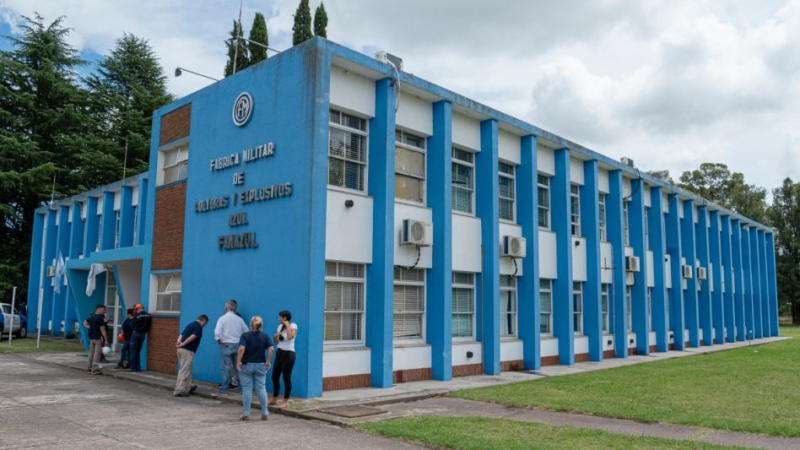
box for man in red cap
[129,303,151,372]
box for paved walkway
[23,335,799,449]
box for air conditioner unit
[46,265,56,277]
[621,157,635,168]
[401,219,433,246]
[682,264,693,279]
[625,256,641,272]
[502,236,526,258]
[697,267,707,280]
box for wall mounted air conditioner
[697,267,707,280]
[401,219,433,246]
[625,256,641,272]
[502,236,526,258]
[46,265,56,277]
[682,264,693,279]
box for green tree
[767,178,800,324]
[249,12,268,65]
[0,14,87,299]
[84,33,173,186]
[292,0,313,45]
[678,163,767,223]
[313,3,328,39]
[224,19,249,77]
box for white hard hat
[102,346,112,356]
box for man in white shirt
[212,300,248,396]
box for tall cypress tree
[0,14,87,298]
[249,12,268,65]
[313,3,328,38]
[224,20,250,77]
[292,0,313,45]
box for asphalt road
[0,352,423,450]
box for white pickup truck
[0,303,28,338]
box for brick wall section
[323,374,372,391]
[147,317,179,375]
[603,349,616,359]
[393,368,432,384]
[159,104,191,146]
[152,183,186,270]
[575,353,590,363]
[453,363,483,377]
[501,360,524,372]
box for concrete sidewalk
[25,335,797,449]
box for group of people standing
[84,302,151,374]
[173,299,297,421]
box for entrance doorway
[104,269,124,352]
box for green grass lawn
[0,337,84,354]
[451,326,800,437]
[356,416,742,450]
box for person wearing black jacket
[116,309,134,369]
[129,303,151,372]
[83,304,108,375]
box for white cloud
[1,0,798,192]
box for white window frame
[395,129,426,204]
[132,205,139,246]
[159,143,189,185]
[393,267,426,341]
[540,278,553,335]
[644,207,650,250]
[324,261,366,345]
[537,174,551,229]
[113,209,121,249]
[155,273,181,313]
[601,283,611,333]
[451,147,475,214]
[647,287,653,330]
[573,281,583,334]
[599,193,607,241]
[626,285,633,331]
[623,200,630,246]
[328,109,368,192]
[451,272,475,340]
[570,184,581,237]
[498,162,516,222]
[500,275,518,337]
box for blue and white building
[26,38,779,397]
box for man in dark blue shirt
[83,304,107,375]
[116,309,134,369]
[173,314,209,397]
[129,303,151,372]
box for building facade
[26,38,779,398]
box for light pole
[174,67,219,82]
[230,36,281,56]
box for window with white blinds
[540,279,553,334]
[160,143,188,185]
[500,275,517,337]
[570,184,581,237]
[451,148,474,213]
[452,272,475,339]
[395,129,426,203]
[538,174,550,229]
[499,162,515,221]
[155,274,181,313]
[328,109,367,191]
[324,262,365,343]
[601,283,611,333]
[393,267,425,340]
[573,281,583,334]
[626,285,633,331]
[599,193,607,241]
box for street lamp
[174,67,219,82]
[229,36,282,55]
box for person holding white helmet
[83,304,107,375]
[129,303,151,372]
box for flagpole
[7,287,15,347]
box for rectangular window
[573,281,583,334]
[132,205,139,246]
[601,283,611,333]
[395,129,426,203]
[498,162,515,221]
[328,109,368,191]
[537,175,551,229]
[324,262,365,343]
[540,279,553,334]
[599,194,607,241]
[647,287,653,330]
[113,210,121,249]
[644,207,650,249]
[155,274,181,313]
[160,144,188,185]
[394,267,425,340]
[626,285,633,331]
[623,200,630,246]
[570,184,581,236]
[451,148,474,213]
[500,275,517,337]
[452,272,475,339]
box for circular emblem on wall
[232,92,254,127]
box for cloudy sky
[1,0,798,194]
